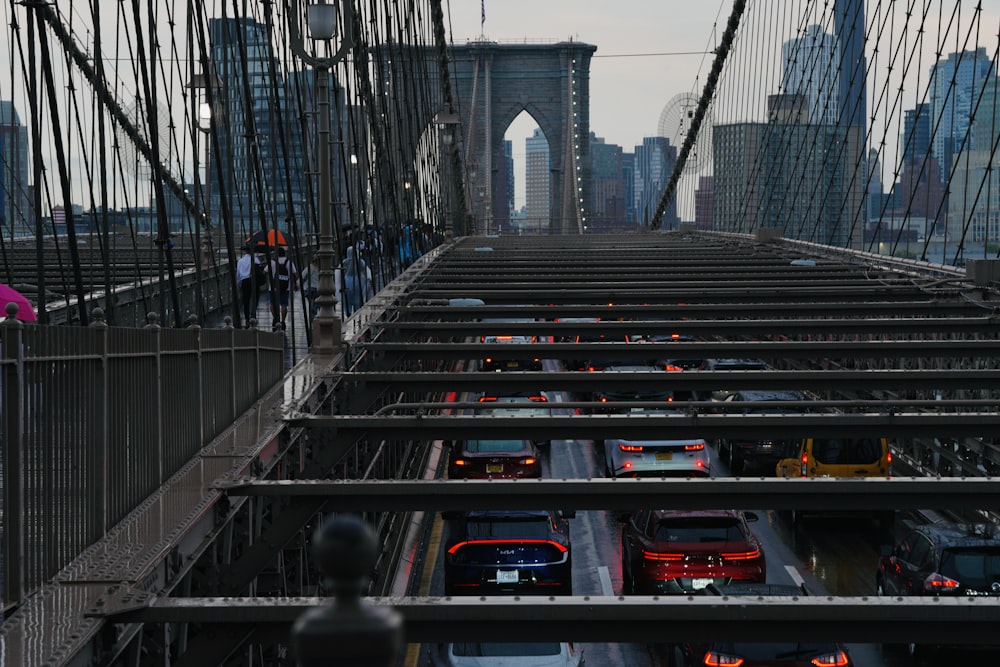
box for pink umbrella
[0,283,37,321]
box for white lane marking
[785,565,805,588]
[598,565,614,596]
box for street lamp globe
[306,2,338,40]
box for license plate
[691,577,714,589]
[506,361,520,368]
[486,464,504,473]
[497,570,519,584]
[655,452,673,460]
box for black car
[715,389,806,475]
[679,583,854,667]
[877,523,1000,661]
[443,510,573,596]
[877,522,1000,598]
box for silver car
[603,408,711,478]
[431,642,583,667]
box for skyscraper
[589,134,626,231]
[633,137,676,227]
[524,128,550,232]
[0,102,30,237]
[901,104,932,163]
[929,48,995,178]
[781,24,839,126]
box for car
[877,522,1000,598]
[603,408,711,478]
[443,510,573,596]
[447,439,542,479]
[715,389,807,475]
[430,642,583,667]
[592,362,673,408]
[877,522,1000,661]
[680,583,854,667]
[620,509,765,594]
[567,332,632,372]
[698,358,769,401]
[478,392,553,447]
[776,437,893,527]
[480,317,542,372]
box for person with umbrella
[268,246,299,330]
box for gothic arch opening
[503,111,550,235]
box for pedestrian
[342,245,371,315]
[268,246,299,330]
[236,245,264,326]
[302,255,321,319]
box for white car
[478,392,553,446]
[603,409,711,478]
[431,642,583,667]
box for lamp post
[288,0,355,354]
[435,108,460,241]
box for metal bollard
[292,515,402,666]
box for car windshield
[463,439,526,453]
[451,642,561,657]
[466,516,551,539]
[940,547,1000,587]
[655,517,746,543]
[811,438,882,465]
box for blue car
[443,510,573,596]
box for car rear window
[940,547,1000,588]
[463,439,526,453]
[466,517,551,539]
[451,642,561,657]
[655,517,745,543]
[713,643,843,660]
[811,438,883,465]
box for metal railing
[0,315,285,610]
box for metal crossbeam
[215,477,1000,512]
[99,595,1000,644]
[376,317,1000,336]
[357,339,1000,361]
[320,369,1000,392]
[287,412,1000,439]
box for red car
[621,509,765,594]
[447,439,542,479]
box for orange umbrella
[245,229,288,248]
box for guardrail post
[292,515,402,666]
[88,308,109,538]
[2,304,25,607]
[145,312,165,485]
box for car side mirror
[744,511,760,522]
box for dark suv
[877,522,1000,597]
[679,583,854,667]
[716,389,806,475]
[444,510,573,596]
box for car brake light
[671,333,681,340]
[721,548,761,561]
[685,442,705,451]
[496,335,513,341]
[479,396,497,402]
[452,459,467,466]
[447,539,568,555]
[529,395,547,402]
[811,651,850,667]
[623,461,632,469]
[663,364,683,372]
[520,457,537,466]
[924,572,960,591]
[642,549,683,561]
[485,357,493,364]
[702,650,744,666]
[620,444,644,452]
[800,451,808,477]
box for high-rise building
[713,122,767,232]
[0,102,31,237]
[695,176,714,228]
[495,139,513,231]
[902,104,932,163]
[781,24,839,126]
[633,137,676,228]
[929,48,995,178]
[589,134,626,231]
[524,128,550,232]
[209,17,308,230]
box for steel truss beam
[358,339,1000,361]
[215,478,1000,512]
[100,595,1000,644]
[288,413,1000,440]
[376,317,1000,336]
[318,369,1000,393]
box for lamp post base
[311,314,343,355]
